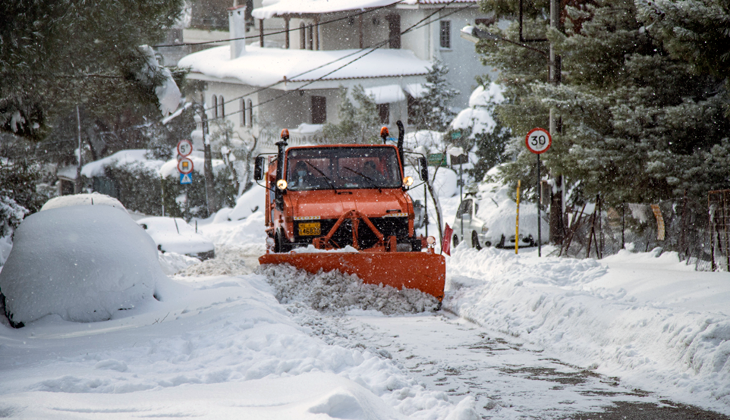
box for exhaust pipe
[276,129,289,182]
[396,120,405,176]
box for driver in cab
[289,161,321,190]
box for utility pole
[75,105,83,194]
[548,0,565,245]
[193,103,217,216]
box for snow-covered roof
[252,0,477,18]
[179,45,431,87]
[81,150,165,178]
[364,84,406,104]
[253,0,398,19]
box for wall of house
[430,7,498,110]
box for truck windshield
[286,147,401,191]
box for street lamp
[460,25,548,57]
[460,25,500,43]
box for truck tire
[472,231,482,250]
[275,229,292,253]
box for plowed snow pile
[260,264,440,314]
[446,243,730,415]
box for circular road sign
[177,139,193,157]
[177,157,194,174]
[525,128,552,154]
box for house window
[212,95,218,118]
[300,22,306,49]
[247,99,253,127]
[378,103,389,125]
[475,18,496,28]
[219,95,225,118]
[311,96,326,124]
[307,24,314,50]
[440,20,451,49]
[387,14,401,49]
[242,98,247,126]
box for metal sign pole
[537,153,542,257]
[460,161,464,238]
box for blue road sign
[180,173,193,184]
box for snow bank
[0,205,170,325]
[137,216,215,255]
[227,186,265,221]
[446,246,730,414]
[0,253,463,419]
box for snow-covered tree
[0,0,186,140]
[635,0,730,84]
[410,61,459,132]
[477,0,730,206]
[323,85,380,144]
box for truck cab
[257,143,425,253]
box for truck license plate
[298,222,321,236]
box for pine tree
[477,0,730,206]
[636,0,730,84]
[0,0,185,140]
[410,61,459,132]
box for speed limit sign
[525,128,552,154]
[177,139,193,157]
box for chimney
[228,5,246,59]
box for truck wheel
[275,229,291,253]
[472,231,482,250]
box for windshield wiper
[343,167,382,193]
[304,161,338,193]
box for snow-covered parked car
[137,216,215,260]
[0,204,170,327]
[451,166,547,249]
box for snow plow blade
[259,252,446,301]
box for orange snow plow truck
[255,121,445,302]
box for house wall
[429,7,497,109]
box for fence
[556,191,728,272]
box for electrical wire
[199,0,470,121]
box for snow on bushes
[0,205,170,326]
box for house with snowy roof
[178,0,492,151]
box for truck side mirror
[254,156,265,180]
[418,156,428,181]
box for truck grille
[295,217,409,249]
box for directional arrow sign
[177,157,194,174]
